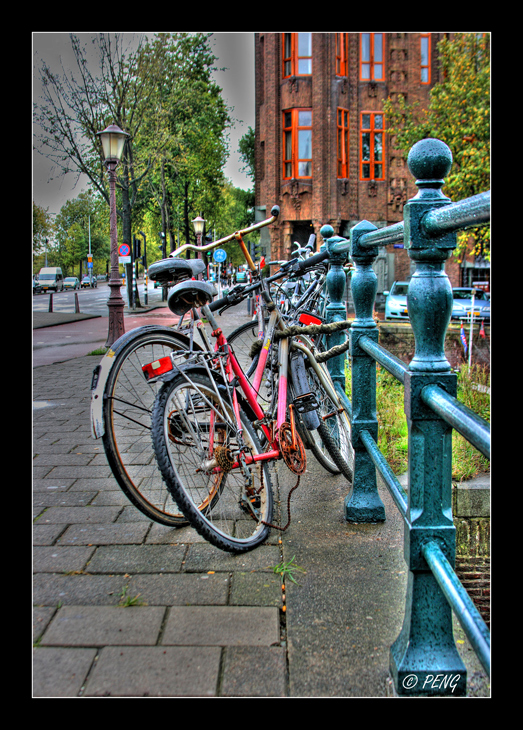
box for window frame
[336,33,348,76]
[360,111,385,181]
[282,33,312,78]
[360,33,385,82]
[420,33,431,85]
[283,108,313,180]
[337,108,349,178]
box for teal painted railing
[321,138,490,696]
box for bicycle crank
[279,420,307,475]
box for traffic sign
[119,244,130,257]
[213,248,227,262]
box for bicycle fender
[289,352,320,431]
[89,326,191,440]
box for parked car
[33,278,42,295]
[38,266,64,292]
[81,275,97,288]
[384,281,409,321]
[451,288,490,321]
[64,276,80,291]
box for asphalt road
[32,281,166,317]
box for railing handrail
[321,138,490,694]
[330,189,491,254]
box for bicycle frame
[198,297,343,476]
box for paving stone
[83,646,221,697]
[57,522,150,545]
[127,572,230,606]
[33,491,98,508]
[35,506,122,524]
[33,647,97,697]
[86,544,186,573]
[220,646,287,697]
[41,605,165,646]
[33,573,130,606]
[33,545,96,573]
[230,572,283,607]
[183,543,282,572]
[162,606,280,647]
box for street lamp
[192,215,206,248]
[97,123,129,347]
[192,215,206,278]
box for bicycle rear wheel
[307,362,353,481]
[101,327,202,526]
[151,372,273,553]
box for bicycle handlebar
[207,248,331,313]
[169,205,280,259]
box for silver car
[451,288,490,321]
[384,281,409,321]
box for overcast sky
[32,32,255,217]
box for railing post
[344,220,385,522]
[389,138,467,695]
[321,224,349,395]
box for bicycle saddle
[148,257,206,285]
[168,279,218,315]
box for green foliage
[33,202,53,256]
[238,126,255,184]
[384,33,490,261]
[52,190,110,276]
[345,361,490,481]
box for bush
[345,362,490,480]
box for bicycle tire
[101,327,202,526]
[306,362,353,481]
[151,372,274,553]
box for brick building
[254,32,487,291]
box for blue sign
[119,244,131,256]
[213,248,227,262]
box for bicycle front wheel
[102,327,201,526]
[151,372,273,553]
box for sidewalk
[33,304,490,697]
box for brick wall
[453,483,490,628]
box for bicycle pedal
[293,392,319,413]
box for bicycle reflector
[142,355,174,381]
[299,312,322,326]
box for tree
[33,202,53,256]
[238,126,255,186]
[53,190,110,277]
[384,33,490,261]
[34,33,155,254]
[134,33,231,258]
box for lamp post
[192,215,206,277]
[97,123,129,347]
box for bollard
[48,293,53,313]
[389,138,466,696]
[75,292,80,313]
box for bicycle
[90,208,281,527]
[147,246,353,553]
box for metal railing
[321,138,490,696]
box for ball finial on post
[407,138,453,190]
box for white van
[38,267,64,292]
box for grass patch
[345,362,490,481]
[87,346,109,356]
